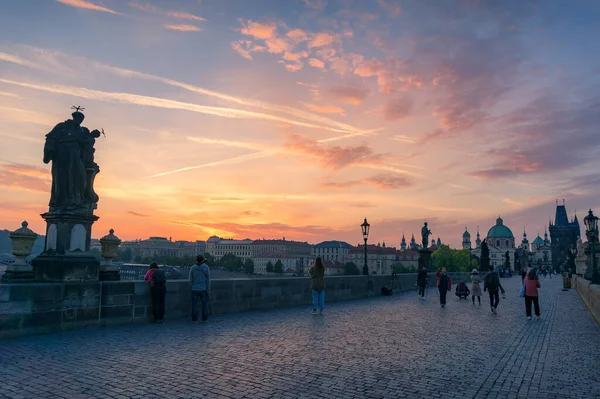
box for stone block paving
[1,277,599,399]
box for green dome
[463,228,470,237]
[487,217,514,238]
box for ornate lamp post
[99,229,122,281]
[361,218,370,275]
[583,209,600,285]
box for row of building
[116,202,581,276]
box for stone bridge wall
[0,272,472,339]
[572,275,600,323]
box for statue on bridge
[43,106,103,213]
[421,222,432,249]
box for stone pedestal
[99,229,121,281]
[418,248,433,271]
[1,221,38,283]
[31,211,100,282]
[480,255,490,272]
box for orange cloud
[321,174,412,190]
[239,20,278,40]
[308,32,339,48]
[0,163,51,193]
[378,0,403,16]
[301,102,345,115]
[328,86,369,105]
[129,2,206,21]
[164,24,203,32]
[56,0,120,14]
[308,58,325,69]
[287,28,309,42]
[165,11,206,22]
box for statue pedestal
[418,248,433,271]
[31,211,100,282]
[1,267,34,283]
[480,256,490,273]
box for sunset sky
[1,0,599,248]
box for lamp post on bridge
[584,209,600,285]
[361,218,370,276]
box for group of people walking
[416,264,542,319]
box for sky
[1,0,599,248]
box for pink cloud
[239,20,278,40]
[129,2,206,21]
[378,0,403,16]
[383,96,414,121]
[308,32,339,48]
[308,58,325,69]
[165,11,205,22]
[321,174,412,190]
[0,163,50,193]
[328,86,370,105]
[301,102,346,115]
[164,24,203,32]
[56,0,120,14]
[283,51,309,62]
[287,29,309,42]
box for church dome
[532,235,545,245]
[463,228,470,238]
[487,217,514,238]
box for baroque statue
[43,106,102,213]
[481,239,489,259]
[421,222,431,249]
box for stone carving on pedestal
[1,221,38,282]
[99,229,122,281]
[575,238,587,275]
[31,106,105,282]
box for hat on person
[471,269,479,274]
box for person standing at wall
[189,255,211,323]
[309,257,326,314]
[435,268,452,308]
[144,262,166,323]
[524,268,541,320]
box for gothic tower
[549,200,580,270]
[400,234,407,250]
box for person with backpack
[189,255,211,323]
[524,268,541,320]
[144,262,166,323]
[471,269,482,305]
[416,267,428,300]
[435,268,452,308]
[483,265,505,314]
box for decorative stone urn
[1,221,37,282]
[99,229,121,281]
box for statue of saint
[43,107,102,213]
[481,239,489,259]
[421,222,431,249]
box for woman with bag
[524,268,541,320]
[471,269,482,305]
[309,257,326,315]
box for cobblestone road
[1,277,599,399]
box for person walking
[484,265,505,314]
[524,268,541,320]
[471,269,482,305]
[309,257,326,314]
[435,268,452,308]
[144,262,166,323]
[189,255,211,323]
[416,267,428,300]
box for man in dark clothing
[435,268,452,308]
[144,262,166,323]
[484,265,505,314]
[416,267,428,300]
[455,281,470,299]
[189,255,211,323]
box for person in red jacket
[524,268,541,320]
[435,268,452,308]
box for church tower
[400,234,407,250]
[462,227,471,249]
[549,200,580,270]
[544,227,550,245]
[410,234,417,249]
[475,226,481,247]
[521,229,529,251]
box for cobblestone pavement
[1,277,599,399]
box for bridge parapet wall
[572,275,600,324]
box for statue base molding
[32,254,100,282]
[418,248,433,271]
[99,269,120,281]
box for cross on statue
[71,105,85,112]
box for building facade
[346,244,399,275]
[206,236,253,260]
[312,240,353,262]
[252,238,312,274]
[253,252,298,275]
[471,217,516,271]
[121,237,207,261]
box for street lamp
[583,209,600,284]
[361,218,370,276]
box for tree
[117,247,133,262]
[274,260,284,275]
[203,252,216,267]
[344,262,360,275]
[266,261,274,274]
[219,253,243,272]
[244,258,255,275]
[431,244,455,271]
[453,249,477,272]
